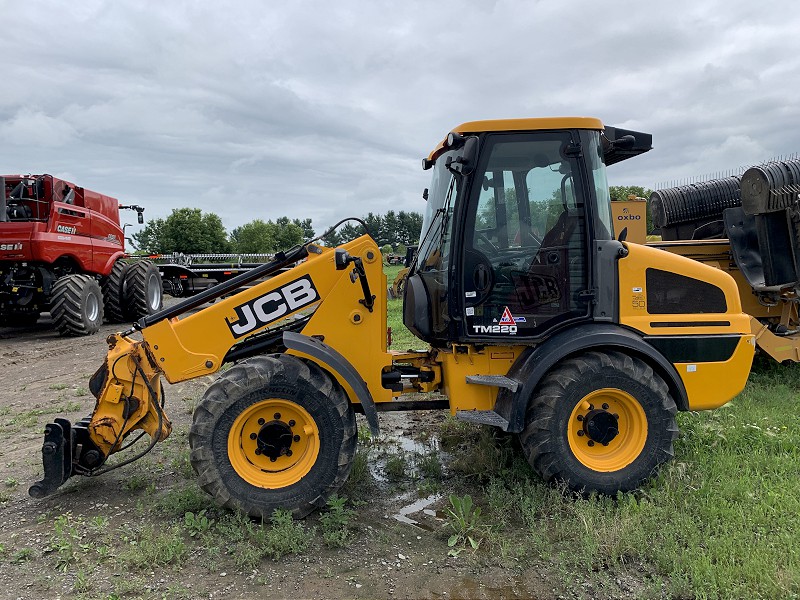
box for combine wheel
[101,259,130,323]
[50,274,104,336]
[122,260,162,320]
[518,350,678,494]
[189,354,356,519]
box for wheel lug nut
[288,420,296,427]
[257,418,265,425]
[588,404,594,411]
[293,435,300,442]
[588,440,595,447]
[270,456,277,462]
[577,430,585,437]
[602,442,609,446]
[274,413,281,420]
[602,403,609,410]
[249,433,257,440]
[576,415,584,422]
[286,450,293,457]
[613,414,619,420]
[254,448,262,455]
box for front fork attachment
[28,417,104,498]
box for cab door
[460,132,591,340]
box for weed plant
[319,495,356,548]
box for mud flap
[28,418,74,498]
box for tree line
[132,207,423,255]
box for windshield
[410,148,463,338]
[416,149,462,273]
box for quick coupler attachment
[28,417,103,498]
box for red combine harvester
[0,174,162,335]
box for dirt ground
[0,309,615,600]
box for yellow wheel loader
[29,118,756,517]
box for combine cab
[0,174,162,335]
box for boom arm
[30,236,392,497]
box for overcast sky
[2,0,799,243]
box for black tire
[189,354,357,519]
[101,259,130,323]
[518,350,678,495]
[122,260,162,320]
[50,274,104,336]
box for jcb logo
[226,275,319,338]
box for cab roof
[426,117,605,161]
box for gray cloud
[2,0,799,242]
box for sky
[2,0,800,243]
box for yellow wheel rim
[567,388,647,472]
[228,399,320,488]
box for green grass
[444,356,800,598]
[385,264,419,350]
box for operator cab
[404,117,651,345]
[0,175,60,222]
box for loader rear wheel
[518,351,678,495]
[189,354,356,519]
[123,260,162,320]
[101,259,130,323]
[50,274,104,336]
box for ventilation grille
[646,269,727,314]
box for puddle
[367,421,444,484]
[392,493,441,530]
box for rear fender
[495,323,689,433]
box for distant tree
[229,219,276,253]
[292,218,315,241]
[274,217,305,250]
[133,208,230,254]
[337,222,364,244]
[397,211,423,245]
[321,211,423,248]
[363,213,384,244]
[132,218,165,254]
[321,228,342,247]
[608,185,652,201]
[230,217,306,254]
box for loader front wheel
[518,351,678,495]
[189,354,356,518]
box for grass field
[385,263,800,598]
